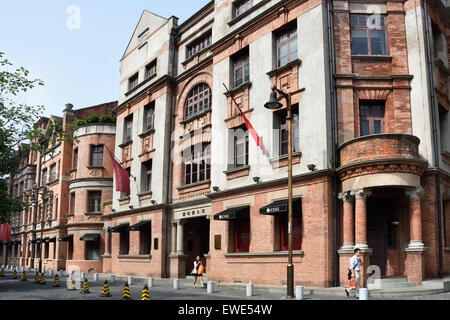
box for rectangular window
[86,239,100,260]
[232,49,249,88]
[276,25,297,68]
[359,101,385,136]
[278,203,302,251]
[277,104,299,156]
[183,144,211,185]
[73,148,78,169]
[120,226,130,255]
[41,169,47,186]
[128,73,139,91]
[69,192,75,214]
[44,242,49,259]
[187,32,212,59]
[350,14,387,55]
[144,103,155,132]
[68,239,73,260]
[88,191,101,213]
[90,145,104,167]
[139,222,152,255]
[124,115,133,142]
[234,126,249,167]
[49,164,56,182]
[142,160,152,192]
[230,209,250,253]
[145,60,157,79]
[233,0,253,17]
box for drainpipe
[326,0,339,287]
[422,0,443,278]
[163,24,178,278]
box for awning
[30,239,37,244]
[58,234,73,242]
[259,198,301,215]
[13,240,21,245]
[49,237,56,243]
[80,234,100,241]
[43,237,50,243]
[35,238,41,244]
[129,221,150,231]
[213,206,249,221]
[110,223,129,232]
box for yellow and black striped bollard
[0,268,5,277]
[53,274,60,287]
[21,270,27,281]
[12,269,17,279]
[34,272,39,283]
[80,278,90,294]
[141,284,150,300]
[101,280,112,297]
[40,273,46,285]
[121,282,132,300]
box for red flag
[224,84,264,154]
[106,148,130,195]
[0,224,11,241]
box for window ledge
[137,191,152,197]
[179,109,211,125]
[223,165,250,174]
[177,180,211,191]
[119,140,132,148]
[351,55,393,61]
[138,128,155,138]
[224,250,304,257]
[266,58,302,77]
[444,247,450,251]
[87,166,104,170]
[124,73,158,97]
[69,168,77,173]
[117,254,151,259]
[228,0,271,27]
[223,81,252,97]
[270,152,302,164]
[85,212,102,216]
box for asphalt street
[1,271,449,300]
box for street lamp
[30,183,47,273]
[264,86,294,299]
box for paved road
[0,272,449,300]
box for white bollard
[109,274,115,284]
[246,281,254,297]
[58,270,63,278]
[49,270,54,275]
[359,288,369,300]
[128,276,133,285]
[81,272,85,279]
[295,286,304,300]
[207,281,214,293]
[93,273,99,281]
[148,278,154,288]
[174,279,180,290]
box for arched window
[184,83,211,120]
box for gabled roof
[121,10,169,60]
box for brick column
[170,221,177,255]
[339,191,354,249]
[351,189,372,249]
[169,219,187,278]
[404,187,426,285]
[176,220,185,255]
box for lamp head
[264,89,283,110]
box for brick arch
[354,89,391,100]
[176,72,213,117]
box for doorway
[183,216,210,275]
[367,196,398,276]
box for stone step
[367,277,416,289]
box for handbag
[348,279,356,288]
[197,263,205,275]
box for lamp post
[264,86,294,299]
[30,183,46,273]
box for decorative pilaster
[170,221,177,255]
[176,220,185,255]
[104,227,111,256]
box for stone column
[176,220,185,255]
[351,189,372,249]
[404,187,426,285]
[171,221,177,255]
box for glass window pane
[370,31,386,55]
[361,120,370,136]
[351,41,368,55]
[374,120,382,134]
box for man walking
[345,248,362,298]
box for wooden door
[367,217,386,275]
